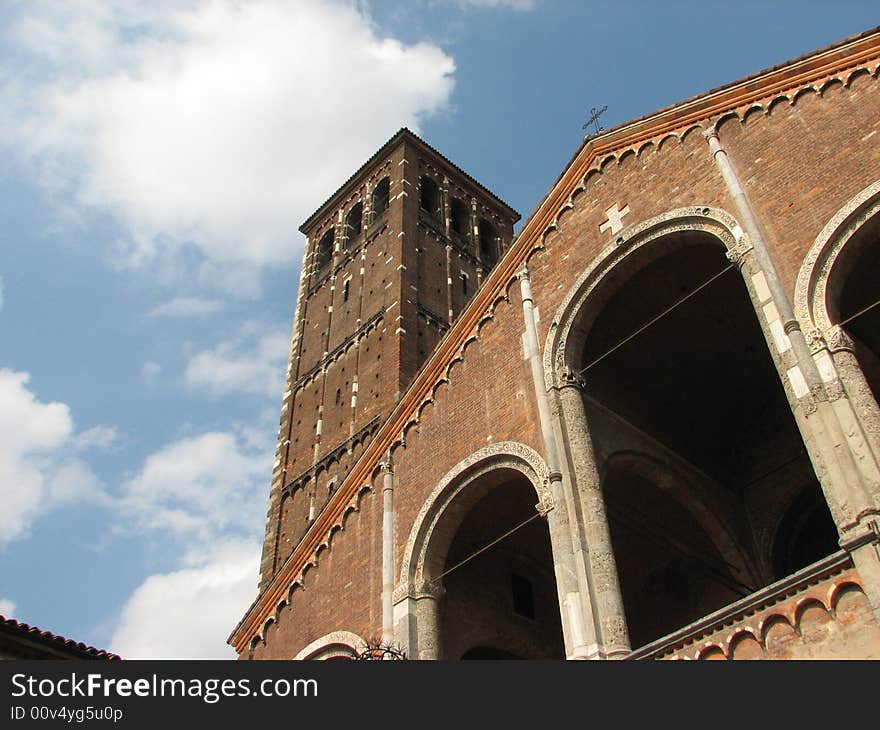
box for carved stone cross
[599,202,630,235]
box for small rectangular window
[511,574,535,619]
[343,280,350,302]
[460,273,468,296]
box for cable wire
[578,262,736,376]
[433,512,543,584]
[839,297,880,328]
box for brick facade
[233,28,880,660]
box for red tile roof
[0,615,122,660]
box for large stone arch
[393,442,560,659]
[794,180,880,491]
[544,206,749,386]
[539,206,840,649]
[292,630,367,660]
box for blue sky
[0,1,877,659]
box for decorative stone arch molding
[794,180,880,495]
[398,441,552,593]
[292,631,367,660]
[795,179,880,332]
[543,206,750,390]
[393,441,553,659]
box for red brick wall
[247,71,880,657]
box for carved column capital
[805,328,827,354]
[558,366,587,392]
[393,581,445,602]
[535,496,554,517]
[826,325,855,353]
[725,240,753,268]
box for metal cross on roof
[582,105,608,135]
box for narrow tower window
[371,177,390,221]
[344,203,362,248]
[420,176,441,219]
[451,198,469,236]
[479,219,498,268]
[316,229,334,271]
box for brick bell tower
[257,129,520,589]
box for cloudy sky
[0,1,876,659]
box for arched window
[344,203,362,249]
[420,176,441,219]
[450,198,469,237]
[479,219,498,268]
[371,177,390,222]
[315,229,334,271]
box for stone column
[518,265,600,659]
[445,244,454,322]
[556,370,631,657]
[381,458,395,644]
[820,326,880,482]
[392,584,443,660]
[705,130,879,538]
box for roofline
[298,127,520,235]
[0,616,121,660]
[230,25,880,653]
[550,24,880,199]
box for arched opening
[344,202,362,249]
[420,176,441,220]
[315,229,334,271]
[371,177,390,221]
[450,198,470,237]
[772,484,838,580]
[572,231,837,648]
[827,212,880,406]
[478,219,498,268]
[430,469,564,660]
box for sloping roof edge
[0,615,121,660]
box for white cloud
[0,599,16,618]
[0,369,74,545]
[141,360,162,385]
[148,297,222,319]
[72,424,121,452]
[185,324,289,398]
[1,1,456,295]
[119,431,271,545]
[0,369,111,546]
[110,539,260,659]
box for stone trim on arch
[396,441,552,599]
[542,206,749,391]
[794,178,880,334]
[292,631,367,660]
[793,179,880,500]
